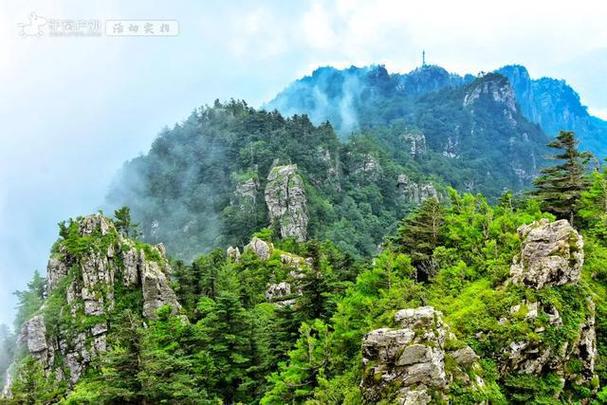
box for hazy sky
[0,0,606,326]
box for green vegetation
[5,103,607,405]
[534,130,592,224]
[108,84,550,261]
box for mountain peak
[463,72,517,113]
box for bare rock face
[226,246,241,262]
[264,252,310,306]
[499,220,596,390]
[264,164,308,241]
[361,306,484,404]
[510,219,583,289]
[141,260,181,318]
[501,299,597,386]
[463,75,517,113]
[397,175,438,204]
[233,177,259,212]
[244,237,273,260]
[265,282,294,306]
[400,132,426,157]
[16,214,182,388]
[19,315,52,368]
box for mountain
[266,64,475,134]
[6,63,607,404]
[6,181,607,403]
[498,64,607,157]
[105,74,549,262]
[268,63,607,157]
[106,101,438,260]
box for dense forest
[3,128,607,403]
[107,70,552,262]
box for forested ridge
[3,63,607,404]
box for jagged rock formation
[400,132,426,157]
[501,299,596,384]
[498,64,607,157]
[498,219,596,392]
[233,176,259,210]
[13,214,182,387]
[244,237,273,260]
[510,219,583,289]
[265,282,294,305]
[227,246,241,261]
[463,74,518,113]
[361,306,485,404]
[264,252,309,306]
[352,153,382,179]
[264,164,308,241]
[397,174,438,204]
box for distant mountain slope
[268,66,549,193]
[497,65,607,157]
[267,63,606,156]
[266,65,474,134]
[107,101,437,260]
[107,75,550,261]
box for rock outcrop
[361,306,485,404]
[264,252,310,306]
[226,246,241,262]
[509,219,583,289]
[264,164,308,242]
[500,298,596,386]
[499,219,596,391]
[244,237,274,261]
[463,73,517,114]
[400,132,426,157]
[233,176,259,211]
[397,175,438,204]
[14,214,182,388]
[19,315,52,368]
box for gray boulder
[510,219,583,289]
[244,237,273,261]
[361,306,483,404]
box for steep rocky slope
[498,65,607,157]
[5,214,181,393]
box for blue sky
[0,0,606,326]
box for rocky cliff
[361,306,490,404]
[9,214,181,389]
[498,64,607,157]
[264,164,309,242]
[362,219,597,403]
[500,219,596,390]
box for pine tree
[533,131,591,225]
[393,197,444,280]
[13,270,46,330]
[195,264,253,403]
[113,206,139,238]
[579,168,607,238]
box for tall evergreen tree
[393,197,444,280]
[533,131,591,225]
